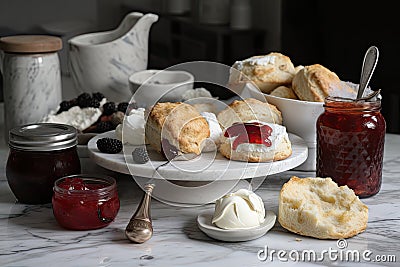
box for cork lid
[0,35,62,53]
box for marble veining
[68,12,158,103]
[0,134,399,266]
[2,53,62,142]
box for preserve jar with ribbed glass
[6,123,81,204]
[316,97,386,198]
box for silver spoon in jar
[356,46,379,100]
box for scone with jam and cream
[217,98,291,162]
[219,121,292,162]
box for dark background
[1,0,398,132]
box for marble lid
[0,35,62,53]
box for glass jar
[52,174,120,230]
[316,97,386,198]
[6,123,81,204]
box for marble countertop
[0,105,399,266]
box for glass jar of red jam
[6,123,81,204]
[52,174,120,230]
[316,97,386,198]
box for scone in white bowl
[128,69,194,107]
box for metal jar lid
[9,123,78,151]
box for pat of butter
[212,189,265,229]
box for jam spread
[52,176,120,230]
[224,122,273,150]
[316,97,386,198]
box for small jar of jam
[6,123,81,204]
[52,174,120,230]
[316,97,386,198]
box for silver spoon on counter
[356,46,379,100]
[125,183,154,243]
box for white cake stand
[88,131,308,206]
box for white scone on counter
[278,176,368,239]
[219,121,292,163]
[145,102,210,158]
[217,98,282,129]
[292,64,354,102]
[229,52,296,93]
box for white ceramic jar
[0,35,62,143]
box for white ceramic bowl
[128,69,194,107]
[264,94,324,171]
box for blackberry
[103,102,117,115]
[88,98,100,108]
[77,93,93,108]
[92,92,105,101]
[96,121,114,133]
[96,138,122,154]
[69,98,78,107]
[57,100,73,114]
[117,102,129,114]
[132,147,149,164]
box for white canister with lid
[0,35,63,143]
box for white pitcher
[68,12,159,102]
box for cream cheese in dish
[40,98,107,131]
[212,189,265,229]
[40,106,102,131]
[115,108,146,145]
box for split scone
[278,176,368,239]
[229,52,296,93]
[217,98,282,130]
[217,98,291,162]
[145,102,210,159]
[292,64,354,102]
[219,121,292,162]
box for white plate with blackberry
[87,130,308,206]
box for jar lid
[9,123,78,151]
[0,35,62,53]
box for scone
[217,98,282,130]
[229,52,296,93]
[292,64,354,102]
[270,86,298,99]
[219,121,292,162]
[145,102,210,159]
[278,176,368,239]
